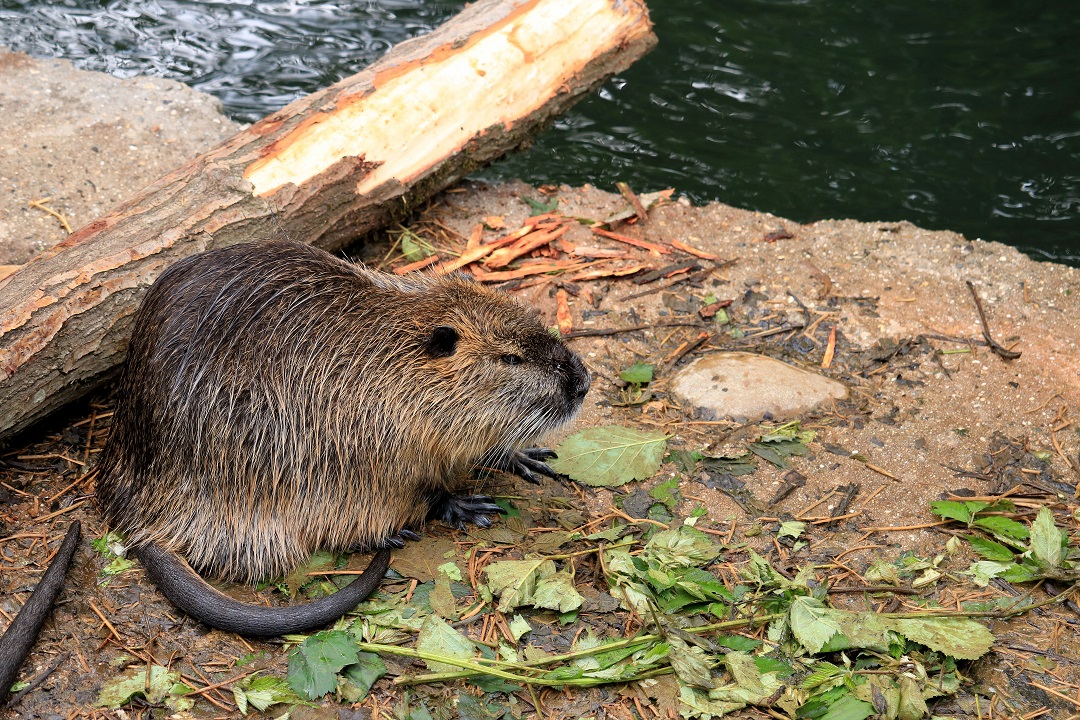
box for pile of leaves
[210,522,993,720]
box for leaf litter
[9,184,1080,719]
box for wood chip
[591,227,672,255]
[393,254,439,275]
[821,325,836,367]
[570,245,627,259]
[670,238,721,260]
[433,225,532,274]
[470,260,586,283]
[566,262,652,282]
[484,223,569,268]
[556,289,573,335]
[616,181,649,222]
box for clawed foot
[428,493,507,530]
[493,447,559,485]
[379,528,422,549]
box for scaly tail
[136,544,391,638]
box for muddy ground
[1,53,1078,720]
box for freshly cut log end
[0,0,655,443]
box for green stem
[391,614,778,686]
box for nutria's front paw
[429,493,506,530]
[380,528,422,549]
[499,447,559,485]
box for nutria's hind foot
[496,447,559,484]
[428,492,506,530]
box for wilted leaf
[287,630,359,700]
[484,558,549,612]
[549,426,668,487]
[284,550,335,596]
[532,571,585,613]
[338,653,386,703]
[416,615,476,673]
[701,453,758,477]
[789,597,843,654]
[645,526,722,568]
[887,616,993,660]
[678,686,745,719]
[667,449,703,474]
[747,438,810,469]
[1030,506,1066,567]
[668,636,715,689]
[95,665,179,708]
[232,673,303,715]
[509,615,532,641]
[428,575,457,619]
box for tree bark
[0,0,655,442]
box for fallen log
[0,0,655,442]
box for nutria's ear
[425,325,459,357]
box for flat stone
[669,351,847,421]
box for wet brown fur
[96,240,589,584]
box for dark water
[2,1,1078,264]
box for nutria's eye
[426,325,459,358]
[501,353,523,366]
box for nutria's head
[392,274,590,465]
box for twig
[563,321,704,339]
[27,197,72,234]
[4,653,69,708]
[966,280,1021,359]
[615,182,648,222]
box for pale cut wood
[0,0,655,442]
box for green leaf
[930,500,971,524]
[101,556,136,576]
[972,515,1030,542]
[415,615,476,673]
[400,232,433,262]
[649,477,682,509]
[968,535,1015,562]
[817,695,876,720]
[95,665,180,708]
[1030,507,1066,567]
[284,550,335,596]
[287,630,360,700]
[337,652,386,703]
[1001,562,1039,583]
[620,362,655,385]
[548,426,668,487]
[714,635,762,652]
[522,195,559,215]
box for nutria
[95,240,591,637]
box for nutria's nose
[569,354,591,400]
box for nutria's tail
[0,520,81,704]
[135,544,391,638]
